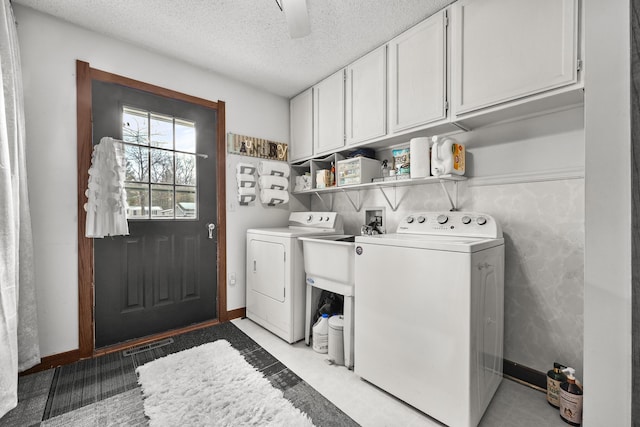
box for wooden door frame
[76,60,228,358]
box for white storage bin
[337,157,381,186]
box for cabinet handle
[253,260,256,273]
[477,262,491,270]
[349,69,354,139]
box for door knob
[207,223,216,239]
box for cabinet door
[314,69,345,155]
[451,0,579,115]
[389,10,447,133]
[346,45,387,145]
[289,88,313,161]
[248,238,286,303]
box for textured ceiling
[13,0,454,98]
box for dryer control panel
[397,212,502,238]
[288,211,343,230]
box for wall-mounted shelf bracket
[439,179,459,211]
[377,185,402,212]
[313,191,333,211]
[340,189,362,212]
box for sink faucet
[361,222,383,235]
[360,225,372,235]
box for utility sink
[299,234,356,369]
[299,234,355,285]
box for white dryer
[354,212,504,427]
[246,212,343,343]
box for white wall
[457,107,584,181]
[14,5,290,357]
[583,0,631,425]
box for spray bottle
[546,362,567,408]
[559,367,583,426]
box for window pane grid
[122,106,197,220]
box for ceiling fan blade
[282,0,310,38]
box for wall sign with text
[227,133,288,162]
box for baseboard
[227,307,246,320]
[23,318,227,372]
[503,359,547,392]
[20,349,82,375]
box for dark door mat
[5,321,358,427]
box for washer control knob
[437,214,448,224]
[417,216,426,224]
[477,216,487,226]
[406,216,415,224]
[461,216,472,225]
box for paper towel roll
[410,137,430,179]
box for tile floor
[233,318,569,427]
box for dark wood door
[92,80,218,348]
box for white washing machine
[354,211,504,427]
[246,212,343,343]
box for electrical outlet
[229,272,236,286]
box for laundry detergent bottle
[312,314,329,353]
[431,136,465,177]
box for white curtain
[0,0,40,419]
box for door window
[122,106,198,219]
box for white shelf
[292,174,465,195]
[292,174,466,212]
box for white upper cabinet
[289,88,314,162]
[451,0,579,116]
[389,9,447,133]
[346,45,387,145]
[314,69,345,155]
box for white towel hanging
[238,187,257,205]
[258,175,289,191]
[259,189,289,206]
[236,162,256,175]
[85,137,129,238]
[257,160,290,178]
[237,173,257,188]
